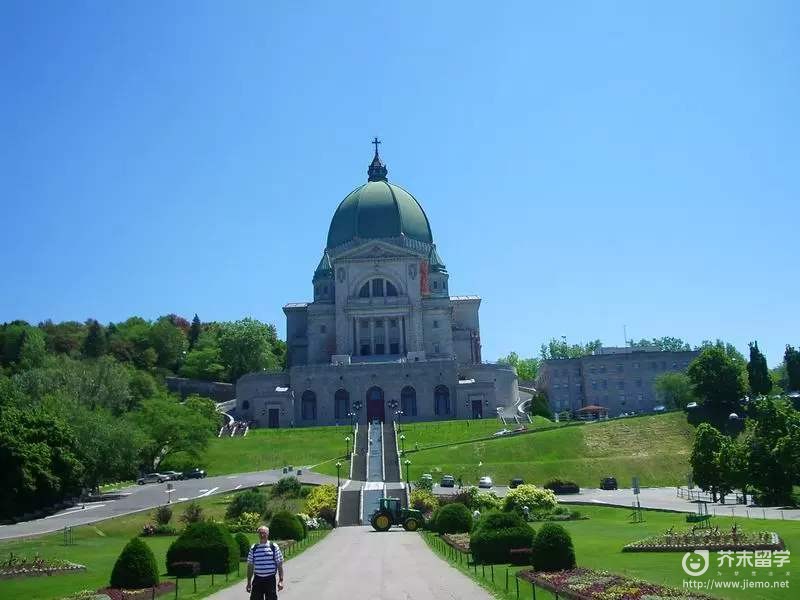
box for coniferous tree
[188,314,202,350]
[82,319,107,358]
[785,345,800,392]
[747,341,772,397]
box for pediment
[334,239,425,261]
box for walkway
[207,526,491,600]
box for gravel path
[207,526,491,600]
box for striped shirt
[247,542,283,576]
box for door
[366,386,385,422]
[471,399,483,419]
[268,408,280,428]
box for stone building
[536,346,699,417]
[236,142,518,428]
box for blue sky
[1,2,798,366]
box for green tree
[628,336,691,352]
[785,345,800,392]
[82,319,107,358]
[745,397,798,504]
[0,321,32,367]
[717,436,748,503]
[107,317,154,369]
[149,317,187,371]
[687,345,747,423]
[180,331,226,381]
[18,328,47,371]
[528,391,553,419]
[188,314,202,350]
[218,318,282,381]
[770,364,789,393]
[690,423,725,502]
[539,337,602,360]
[497,351,539,381]
[747,341,772,397]
[40,320,87,356]
[653,372,696,409]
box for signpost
[630,476,644,523]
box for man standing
[246,526,284,599]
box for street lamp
[345,435,351,459]
[396,409,404,432]
[399,433,406,454]
[404,459,411,486]
[336,461,342,488]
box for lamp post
[345,435,351,459]
[404,459,411,486]
[336,461,342,488]
[399,433,405,454]
[396,409,404,433]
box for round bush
[435,502,473,534]
[271,476,302,498]
[226,489,268,520]
[169,561,200,577]
[471,526,535,565]
[532,523,576,572]
[234,532,251,559]
[110,537,159,589]
[269,510,305,540]
[472,510,527,534]
[503,485,558,514]
[166,521,238,575]
[295,514,308,538]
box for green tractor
[370,497,424,532]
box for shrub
[166,521,238,575]
[425,507,440,532]
[471,526,535,564]
[269,510,305,540]
[503,485,558,514]
[472,510,527,534]
[226,489,268,520]
[295,514,307,538]
[141,523,177,536]
[296,513,323,530]
[435,503,473,534]
[532,523,576,572]
[110,537,159,589]
[410,489,439,514]
[180,502,204,526]
[154,505,173,526]
[305,484,337,524]
[169,561,200,577]
[271,476,302,498]
[414,476,433,492]
[475,492,503,512]
[234,533,251,559]
[226,511,262,534]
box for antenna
[624,325,628,346]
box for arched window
[334,389,349,420]
[371,279,384,297]
[357,278,400,298]
[401,386,417,417]
[386,281,398,296]
[359,283,370,298]
[434,385,450,416]
[301,390,317,420]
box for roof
[313,250,333,280]
[577,405,608,412]
[283,303,308,309]
[450,295,481,302]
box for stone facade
[536,347,699,417]
[236,147,518,428]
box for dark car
[509,478,524,489]
[440,475,455,488]
[183,468,207,479]
[600,476,618,490]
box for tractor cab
[370,497,424,532]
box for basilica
[235,142,518,427]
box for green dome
[326,180,433,249]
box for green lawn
[163,425,353,477]
[398,415,559,451]
[0,486,322,600]
[406,412,694,487]
[425,504,799,600]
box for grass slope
[406,412,694,487]
[425,504,799,600]
[0,487,315,600]
[399,415,558,450]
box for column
[401,316,406,354]
[383,319,388,355]
[352,318,357,356]
[369,319,375,355]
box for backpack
[250,542,277,557]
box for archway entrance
[366,386,385,422]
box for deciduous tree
[654,372,696,409]
[687,345,747,423]
[690,423,725,501]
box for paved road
[0,470,336,540]
[207,526,491,600]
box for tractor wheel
[371,511,392,532]
[403,517,420,532]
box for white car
[492,429,510,437]
[478,476,493,489]
[137,473,167,485]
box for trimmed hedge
[225,489,268,520]
[532,523,576,572]
[473,510,527,533]
[435,502,473,534]
[110,537,159,589]
[234,532,251,559]
[270,510,305,541]
[471,526,535,564]
[170,561,200,578]
[166,522,238,575]
[425,507,440,531]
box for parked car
[509,478,524,489]
[420,473,433,482]
[492,429,510,437]
[137,473,167,485]
[183,468,207,480]
[161,471,183,481]
[600,476,618,490]
[440,475,455,488]
[478,476,493,489]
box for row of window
[550,361,690,379]
[359,278,399,298]
[298,385,451,420]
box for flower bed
[0,554,85,580]
[518,568,718,600]
[623,528,784,552]
[97,581,175,600]
[442,533,470,553]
